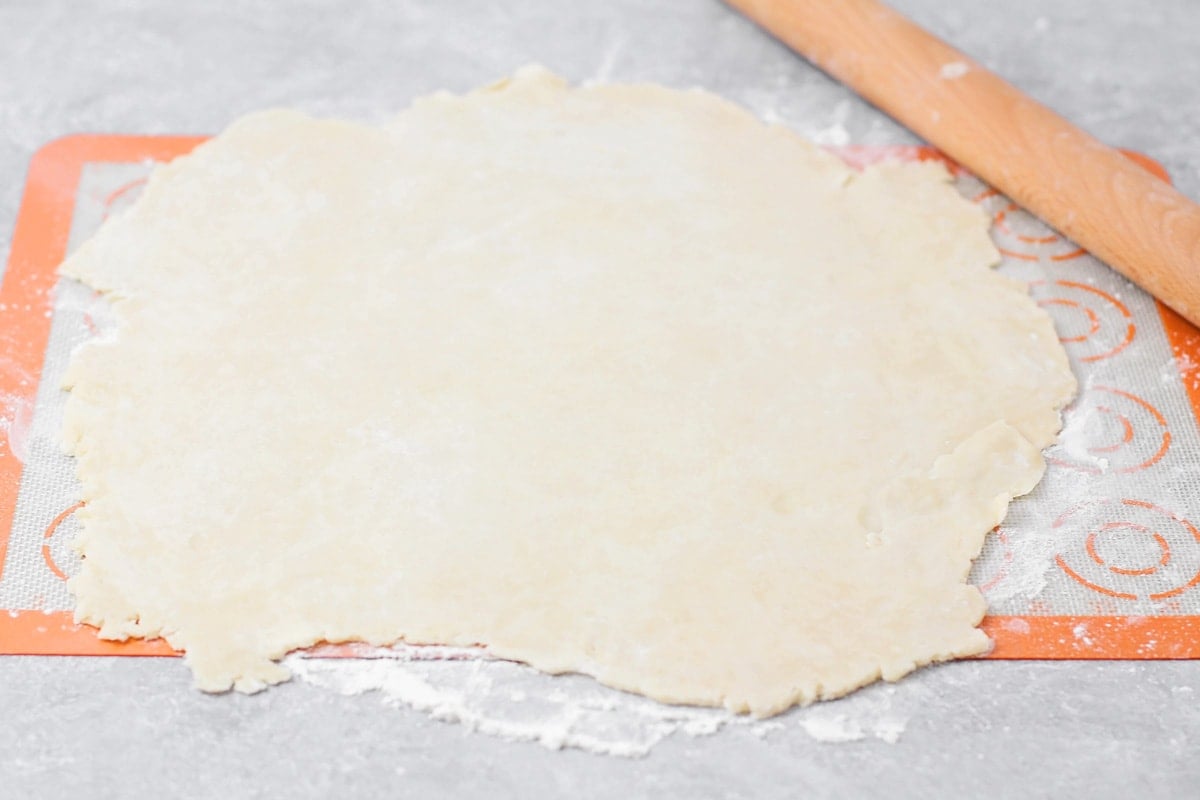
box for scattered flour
[286,646,909,757]
[287,649,760,757]
[805,99,854,146]
[0,390,34,463]
[754,98,852,147]
[789,683,909,745]
[796,710,905,744]
[977,500,1071,607]
[1054,405,1110,473]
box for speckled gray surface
[2,1,1199,797]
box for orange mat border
[0,134,1194,661]
[4,610,1199,660]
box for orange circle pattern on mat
[972,188,1086,263]
[1054,499,1200,601]
[1028,279,1136,362]
[100,177,147,221]
[976,526,1014,594]
[41,501,84,582]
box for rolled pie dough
[61,67,1074,716]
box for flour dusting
[978,469,1098,606]
[794,686,908,744]
[0,390,34,463]
[287,648,773,757]
[286,648,908,757]
[1055,407,1110,473]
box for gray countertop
[2,1,1199,797]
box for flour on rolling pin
[727,0,1200,331]
[938,61,970,80]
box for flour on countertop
[286,650,757,757]
[794,99,854,146]
[744,91,855,147]
[286,647,909,757]
[796,709,907,744]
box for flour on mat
[1055,412,1109,472]
[0,392,34,463]
[976,471,1100,606]
[980,533,1059,605]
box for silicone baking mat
[2,135,1199,661]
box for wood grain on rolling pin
[727,0,1200,327]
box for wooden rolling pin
[726,0,1200,328]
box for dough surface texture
[61,67,1074,715]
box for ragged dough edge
[56,66,1077,708]
[167,424,1050,703]
[497,420,1052,718]
[92,421,1052,706]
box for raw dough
[60,66,1074,716]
